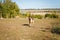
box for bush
[50,14,58,18]
[20,14,27,18]
[51,26,60,34]
[34,15,43,19]
[45,14,51,18]
[45,14,58,18]
[22,14,27,16]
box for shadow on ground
[22,24,29,26]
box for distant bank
[21,8,60,15]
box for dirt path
[0,18,60,40]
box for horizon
[13,0,60,9]
[20,8,60,10]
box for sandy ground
[0,18,60,40]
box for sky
[12,0,60,9]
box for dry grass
[0,18,60,40]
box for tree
[0,0,20,18]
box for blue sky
[12,0,60,9]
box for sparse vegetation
[21,13,59,19]
[0,18,60,40]
[0,0,60,40]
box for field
[0,18,60,40]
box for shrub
[51,26,60,34]
[45,14,51,18]
[34,15,43,19]
[20,14,27,17]
[50,14,58,18]
[45,14,58,18]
